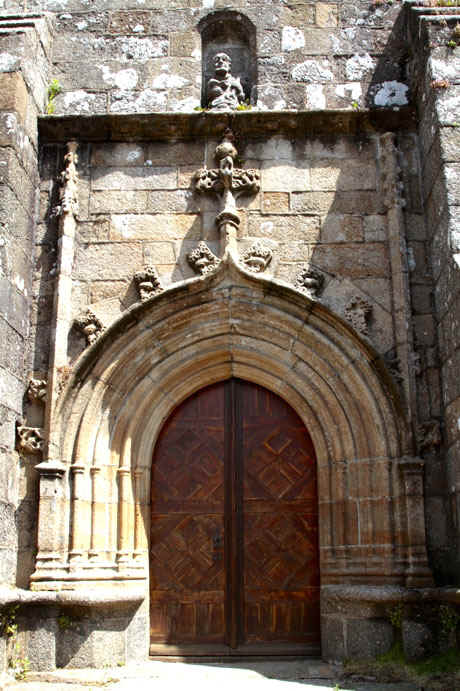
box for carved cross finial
[194,131,260,255]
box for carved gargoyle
[187,242,221,276]
[17,424,44,454]
[27,378,47,403]
[134,265,163,302]
[242,241,273,273]
[75,310,104,346]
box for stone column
[399,457,433,586]
[31,460,67,584]
[133,469,148,562]
[44,141,79,463]
[117,467,134,565]
[68,464,89,565]
[89,466,104,561]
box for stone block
[440,127,460,162]
[402,619,435,661]
[92,166,177,191]
[170,31,200,57]
[262,192,290,214]
[147,190,198,214]
[321,616,345,661]
[0,316,25,380]
[27,617,58,671]
[90,191,148,215]
[247,215,320,242]
[316,3,338,27]
[109,213,200,241]
[311,243,389,278]
[126,610,149,662]
[261,162,309,192]
[91,143,145,167]
[310,160,376,191]
[320,214,363,243]
[0,73,28,124]
[291,191,335,214]
[108,10,152,35]
[347,618,393,659]
[364,214,387,242]
[141,241,175,264]
[75,243,143,281]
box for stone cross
[195,130,260,255]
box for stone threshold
[38,108,417,145]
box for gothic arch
[32,255,429,592]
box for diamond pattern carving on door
[150,379,320,655]
[150,384,225,646]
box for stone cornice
[38,108,417,144]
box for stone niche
[199,11,257,107]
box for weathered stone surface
[92,166,177,191]
[0,72,28,124]
[109,214,200,241]
[347,618,394,659]
[247,215,320,242]
[402,620,435,662]
[320,214,363,243]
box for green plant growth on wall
[47,79,62,115]
[0,605,30,681]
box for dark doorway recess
[149,379,320,656]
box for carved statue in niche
[207,53,245,111]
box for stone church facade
[0,0,459,670]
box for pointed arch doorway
[149,378,320,656]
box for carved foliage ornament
[17,424,44,454]
[54,141,79,217]
[75,309,104,346]
[242,241,273,273]
[293,266,324,299]
[27,378,47,403]
[187,242,221,276]
[134,265,163,302]
[345,296,373,336]
[417,420,441,454]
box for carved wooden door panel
[150,379,320,656]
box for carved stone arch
[198,10,257,106]
[32,255,432,599]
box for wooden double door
[150,379,320,656]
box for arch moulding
[31,254,433,595]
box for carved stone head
[213,52,231,77]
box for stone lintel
[38,108,417,145]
